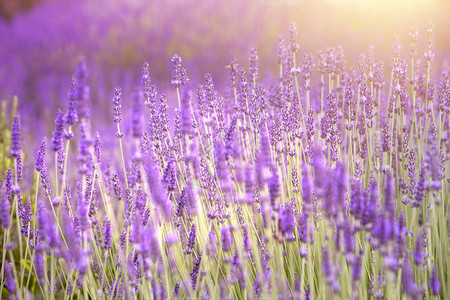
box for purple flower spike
[402,258,418,297]
[112,87,122,124]
[66,76,79,126]
[413,233,424,266]
[131,89,143,139]
[10,114,21,158]
[279,204,295,240]
[4,261,18,299]
[16,153,23,183]
[190,252,202,290]
[288,23,299,53]
[51,109,65,152]
[1,182,11,228]
[171,54,189,88]
[186,223,197,254]
[429,265,441,296]
[35,137,47,172]
[75,57,90,119]
[221,226,232,252]
[249,47,258,82]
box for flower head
[10,114,21,157]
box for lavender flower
[206,228,217,258]
[413,233,424,265]
[35,137,47,172]
[171,54,189,88]
[10,114,21,158]
[131,89,143,139]
[112,87,122,124]
[429,265,441,296]
[221,226,232,252]
[1,181,11,228]
[190,252,202,290]
[186,223,197,254]
[249,47,258,82]
[51,109,65,152]
[4,261,18,299]
[16,154,23,183]
[66,76,79,126]
[402,258,418,297]
[103,219,112,249]
[279,204,295,239]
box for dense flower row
[0,23,449,299]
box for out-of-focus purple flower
[77,192,89,232]
[413,233,424,266]
[4,261,18,299]
[77,122,93,174]
[301,163,312,208]
[75,57,90,119]
[322,246,332,277]
[279,204,295,240]
[269,166,280,211]
[362,176,378,226]
[51,109,65,152]
[103,218,112,249]
[304,282,311,300]
[10,114,21,158]
[61,211,89,275]
[221,226,232,252]
[66,76,79,126]
[37,200,60,249]
[34,247,45,284]
[249,47,258,82]
[297,211,308,243]
[429,265,441,296]
[414,164,426,206]
[343,219,355,254]
[139,223,160,270]
[350,178,363,220]
[149,155,172,215]
[351,251,363,282]
[171,54,189,88]
[131,89,143,139]
[1,181,11,228]
[206,228,217,258]
[402,258,418,297]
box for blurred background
[1,0,450,135]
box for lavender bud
[112,87,122,124]
[190,252,202,290]
[1,182,11,228]
[221,226,232,252]
[66,76,79,125]
[35,137,47,172]
[429,265,441,296]
[186,223,197,254]
[10,114,21,158]
[51,109,65,152]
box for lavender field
[0,0,449,299]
